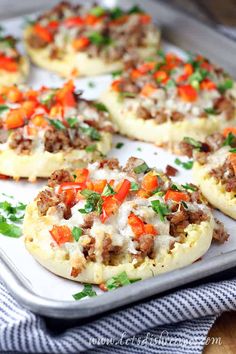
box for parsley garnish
[175,158,193,170]
[223,132,236,147]
[81,125,101,141]
[134,162,150,174]
[79,190,102,214]
[128,5,143,14]
[85,144,97,152]
[90,6,105,17]
[88,32,112,46]
[48,119,65,130]
[112,69,123,78]
[93,102,108,112]
[88,81,95,88]
[171,184,181,191]
[102,184,115,197]
[181,201,188,209]
[0,200,26,238]
[151,200,169,222]
[204,107,217,115]
[218,79,233,93]
[73,284,97,300]
[119,92,136,99]
[105,271,140,291]
[72,226,82,242]
[67,117,78,128]
[115,142,124,149]
[182,183,197,191]
[0,105,9,114]
[230,148,236,153]
[183,137,202,150]
[130,182,139,191]
[110,7,123,20]
[137,147,142,151]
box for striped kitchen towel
[1,277,236,354]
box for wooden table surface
[0,1,236,353]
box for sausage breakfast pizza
[24,157,228,284]
[0,80,113,181]
[24,1,160,77]
[101,52,236,151]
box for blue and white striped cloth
[1,277,236,354]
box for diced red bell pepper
[111,79,122,92]
[128,213,145,237]
[184,63,193,76]
[74,168,89,184]
[165,190,190,202]
[5,109,25,129]
[115,179,131,203]
[56,80,76,107]
[200,79,216,90]
[131,69,143,79]
[93,179,107,194]
[140,83,157,97]
[58,182,84,193]
[50,225,73,246]
[153,70,168,83]
[0,56,18,72]
[139,14,151,24]
[72,36,90,50]
[138,62,156,74]
[63,16,84,28]
[100,196,119,223]
[178,85,197,102]
[33,23,53,43]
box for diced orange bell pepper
[33,23,53,43]
[26,126,37,136]
[85,180,94,191]
[139,14,151,24]
[86,14,103,26]
[31,114,48,128]
[50,225,73,246]
[223,127,236,137]
[74,168,89,184]
[200,79,216,90]
[144,224,157,235]
[165,190,190,202]
[0,56,18,72]
[137,188,150,198]
[140,83,157,97]
[24,89,38,101]
[131,69,142,80]
[5,109,24,129]
[153,70,168,83]
[128,213,145,237]
[138,62,156,74]
[178,85,197,102]
[176,74,188,83]
[49,104,64,118]
[228,153,236,175]
[22,100,37,118]
[7,87,23,103]
[46,21,59,30]
[93,179,107,194]
[184,63,193,76]
[72,36,90,50]
[142,173,158,192]
[63,189,76,207]
[56,80,76,107]
[63,16,84,27]
[111,79,122,92]
[100,196,119,223]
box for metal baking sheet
[1,0,236,319]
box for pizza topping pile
[180,127,236,192]
[27,2,157,63]
[35,157,228,273]
[0,80,113,154]
[111,53,235,123]
[0,35,21,72]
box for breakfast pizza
[23,2,160,78]
[180,128,236,219]
[0,35,29,85]
[0,80,113,181]
[23,157,228,284]
[100,53,236,151]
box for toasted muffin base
[100,90,236,151]
[193,162,236,219]
[24,199,214,284]
[23,28,160,78]
[0,132,112,181]
[0,56,29,85]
